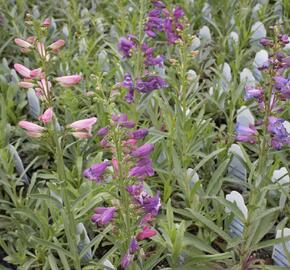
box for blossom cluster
[14,18,96,139]
[83,113,160,268]
[236,32,290,149]
[116,0,185,103]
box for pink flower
[35,79,51,97]
[14,64,31,78]
[30,68,44,78]
[19,120,45,137]
[14,38,33,48]
[26,36,36,44]
[136,226,157,240]
[18,81,35,88]
[55,75,82,87]
[36,42,49,60]
[43,18,51,28]
[68,117,97,138]
[71,132,92,139]
[48,39,65,52]
[38,108,53,124]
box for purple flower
[142,43,164,67]
[282,56,290,68]
[268,117,288,139]
[142,191,161,216]
[173,6,184,19]
[121,252,134,269]
[126,184,144,196]
[83,161,110,182]
[152,1,166,9]
[118,36,136,58]
[236,123,257,144]
[279,34,289,44]
[244,86,264,100]
[97,127,109,137]
[91,207,116,225]
[129,237,139,253]
[112,113,135,128]
[129,162,154,179]
[136,76,167,93]
[131,144,154,158]
[129,129,149,139]
[260,38,272,46]
[121,73,135,103]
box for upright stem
[113,129,132,250]
[53,121,81,269]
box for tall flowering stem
[235,25,290,269]
[15,16,84,269]
[84,114,160,268]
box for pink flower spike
[14,64,31,78]
[38,108,53,124]
[68,117,97,132]
[48,39,65,52]
[43,18,51,28]
[19,120,45,137]
[18,81,35,88]
[55,75,82,87]
[14,38,33,48]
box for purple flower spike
[131,144,154,158]
[91,207,116,225]
[129,128,149,139]
[83,160,110,182]
[97,127,109,137]
[122,73,135,103]
[236,123,257,144]
[129,237,139,253]
[121,252,134,269]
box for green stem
[113,129,132,251]
[53,121,81,269]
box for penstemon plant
[83,113,160,269]
[14,15,95,270]
[235,26,290,269]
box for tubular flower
[136,226,157,240]
[55,75,82,87]
[244,86,264,101]
[91,207,116,225]
[121,252,134,269]
[83,161,110,182]
[118,35,136,58]
[48,39,65,53]
[19,120,45,137]
[136,76,168,93]
[14,64,31,78]
[131,144,154,158]
[38,107,53,124]
[236,123,257,144]
[14,38,33,49]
